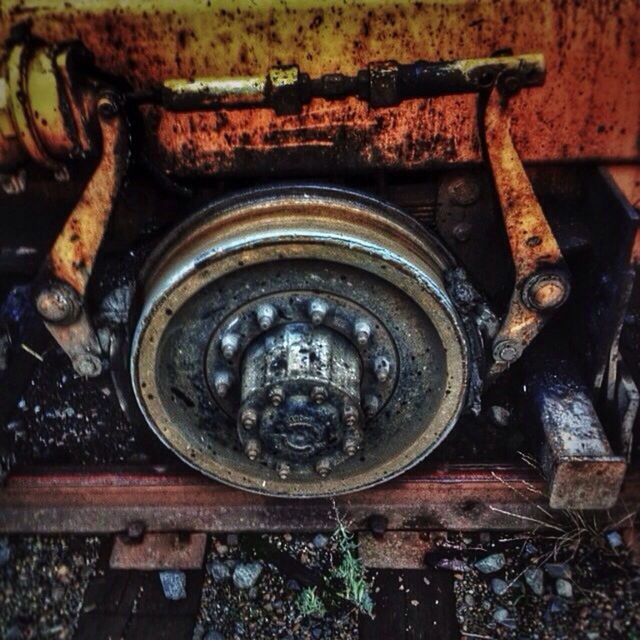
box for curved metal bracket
[482,87,570,378]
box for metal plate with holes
[130,185,472,497]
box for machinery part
[483,87,570,377]
[130,185,473,497]
[38,91,129,376]
[528,362,626,510]
[160,54,545,114]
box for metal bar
[1,463,638,534]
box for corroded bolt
[447,176,480,206]
[363,394,380,418]
[310,385,328,404]
[522,273,569,311]
[343,404,359,428]
[373,356,391,383]
[343,429,361,456]
[269,385,285,406]
[73,353,102,378]
[276,461,290,480]
[256,303,277,330]
[220,333,240,360]
[315,458,332,477]
[244,438,261,461]
[213,370,233,397]
[308,298,329,325]
[240,407,258,430]
[354,319,372,346]
[35,282,80,324]
[492,339,522,364]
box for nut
[220,333,240,360]
[522,273,569,311]
[244,438,261,461]
[373,356,391,383]
[354,319,371,346]
[268,386,285,406]
[343,404,359,428]
[315,458,331,477]
[308,298,329,325]
[276,461,290,480]
[310,386,328,404]
[363,394,380,417]
[213,370,233,397]
[492,339,522,363]
[73,353,102,378]
[240,407,258,429]
[256,303,277,330]
[35,282,80,324]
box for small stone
[474,553,505,574]
[0,537,11,567]
[606,531,623,549]
[489,405,510,427]
[434,557,471,572]
[464,594,475,607]
[523,540,539,558]
[548,596,569,614]
[524,566,544,595]
[544,563,571,579]
[214,541,229,556]
[311,627,323,639]
[207,559,230,582]
[491,578,509,596]
[226,533,239,546]
[159,570,186,600]
[233,562,263,589]
[493,607,509,622]
[313,533,329,549]
[556,578,573,598]
[203,631,224,640]
[283,533,293,542]
[286,578,301,592]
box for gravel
[475,553,506,574]
[159,570,187,600]
[233,562,263,590]
[0,536,101,640]
[524,566,545,596]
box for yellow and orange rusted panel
[608,165,640,266]
[1,0,638,176]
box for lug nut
[343,429,361,457]
[363,394,380,417]
[310,385,328,404]
[276,461,290,480]
[240,407,258,429]
[256,303,277,330]
[269,385,285,406]
[213,370,233,397]
[220,333,240,360]
[354,319,371,346]
[315,458,332,477]
[374,356,391,382]
[244,438,261,461]
[343,404,359,428]
[308,298,329,325]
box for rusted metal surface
[483,88,569,376]
[1,463,638,534]
[109,532,207,570]
[1,0,638,175]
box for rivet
[244,438,261,461]
[269,386,285,406]
[240,407,258,429]
[354,319,371,346]
[256,303,277,330]
[373,356,391,383]
[220,333,240,360]
[363,394,380,418]
[308,298,329,325]
[276,461,290,480]
[315,458,331,477]
[213,370,233,397]
[343,404,359,428]
[492,339,522,364]
[310,385,328,404]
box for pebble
[606,531,623,549]
[464,594,475,607]
[159,570,187,600]
[523,540,539,558]
[556,578,573,598]
[0,538,11,567]
[493,607,509,623]
[475,553,505,574]
[233,562,263,589]
[203,631,224,640]
[226,533,239,547]
[489,405,511,427]
[207,560,231,582]
[313,534,329,549]
[544,563,571,579]
[286,579,301,592]
[491,578,509,596]
[524,566,545,596]
[435,558,471,572]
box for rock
[159,570,186,600]
[4,625,22,640]
[474,553,505,574]
[286,578,301,592]
[233,562,263,589]
[434,558,471,572]
[203,631,224,640]
[313,534,329,549]
[491,578,509,596]
[556,578,573,598]
[544,563,571,579]
[523,540,539,558]
[0,537,11,567]
[489,405,511,427]
[464,594,475,607]
[524,567,545,595]
[493,607,516,629]
[311,626,323,639]
[226,533,239,547]
[214,541,229,556]
[606,531,623,549]
[548,596,569,615]
[207,559,230,582]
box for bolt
[452,221,473,243]
[343,404,359,428]
[343,428,361,456]
[220,333,240,360]
[315,458,331,477]
[269,385,285,406]
[276,461,290,480]
[363,394,380,418]
[256,303,277,330]
[240,407,258,430]
[367,514,389,538]
[53,166,70,183]
[213,370,233,397]
[97,94,119,119]
[124,520,146,545]
[35,282,80,324]
[73,353,102,377]
[354,319,372,346]
[492,339,522,364]
[523,273,569,311]
[308,298,329,325]
[310,385,328,404]
[244,438,261,461]
[373,356,391,383]
[447,176,480,206]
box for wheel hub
[130,185,473,497]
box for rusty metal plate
[1,0,638,174]
[109,532,207,570]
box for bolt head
[374,356,391,383]
[343,404,359,428]
[308,298,328,325]
[447,176,480,206]
[343,427,362,456]
[354,319,371,346]
[244,438,261,461]
[276,462,290,480]
[256,303,277,330]
[220,333,240,360]
[363,394,380,418]
[523,274,569,311]
[213,370,233,397]
[269,386,285,406]
[315,458,331,477]
[35,283,79,324]
[492,339,522,363]
[74,353,102,377]
[240,407,258,429]
[310,385,328,404]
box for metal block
[109,532,207,570]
